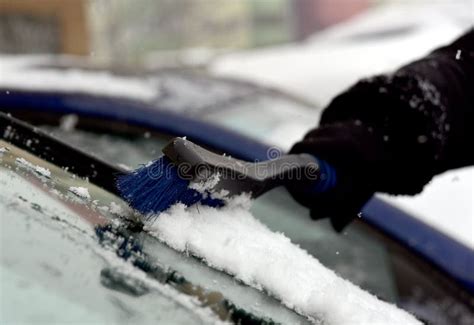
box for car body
[1,60,473,324]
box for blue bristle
[116,156,224,217]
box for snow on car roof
[380,167,474,249]
[0,55,157,101]
[211,3,467,107]
[146,196,421,324]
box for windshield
[0,140,312,324]
[29,127,474,324]
[203,95,319,151]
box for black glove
[288,120,381,231]
[287,73,444,231]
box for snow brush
[0,113,336,217]
[116,137,337,216]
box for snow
[68,186,91,200]
[146,196,421,324]
[34,166,51,178]
[15,157,35,169]
[212,3,467,107]
[0,56,157,101]
[117,163,132,171]
[381,167,474,249]
[189,173,221,193]
[417,135,428,144]
[0,55,53,71]
[15,157,51,178]
[210,1,474,248]
[109,201,124,215]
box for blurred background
[1,0,472,104]
[1,0,469,65]
[1,0,372,65]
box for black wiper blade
[0,112,123,195]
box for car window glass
[149,73,256,114]
[43,126,169,169]
[0,143,212,324]
[204,95,320,150]
[0,140,311,324]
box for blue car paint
[1,89,473,294]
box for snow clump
[68,186,91,199]
[146,195,421,324]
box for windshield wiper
[0,112,122,195]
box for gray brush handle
[163,138,337,198]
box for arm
[289,29,474,230]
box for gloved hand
[287,120,381,231]
[287,29,474,231]
[287,74,438,231]
[287,75,443,231]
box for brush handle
[163,138,337,198]
[235,152,337,195]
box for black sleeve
[317,28,474,195]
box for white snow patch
[0,55,53,71]
[109,201,123,215]
[98,205,110,213]
[146,196,420,324]
[15,157,35,169]
[189,173,221,193]
[117,163,132,171]
[34,166,51,178]
[383,167,474,249]
[0,63,157,101]
[0,147,9,156]
[68,186,91,200]
[15,157,51,178]
[49,188,62,197]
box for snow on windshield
[146,196,421,324]
[0,161,225,324]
